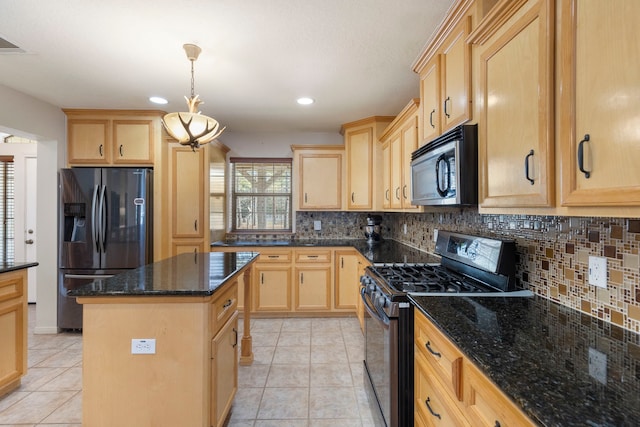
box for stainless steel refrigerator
[58,168,153,329]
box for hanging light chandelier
[162,44,225,151]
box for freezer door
[59,168,101,269]
[102,168,153,268]
[57,269,128,330]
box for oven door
[362,287,398,427]
[410,139,459,206]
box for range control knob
[375,295,387,309]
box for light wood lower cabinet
[0,269,27,397]
[254,264,292,312]
[415,309,534,427]
[211,312,238,427]
[334,251,360,310]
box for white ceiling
[0,0,454,133]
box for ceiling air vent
[0,37,25,53]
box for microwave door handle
[435,154,450,197]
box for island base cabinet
[0,270,27,398]
[211,312,238,427]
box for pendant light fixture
[162,44,225,151]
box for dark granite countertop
[211,238,441,264]
[68,252,258,297]
[0,261,38,274]
[410,294,640,427]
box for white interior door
[25,156,37,302]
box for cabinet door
[335,252,359,310]
[295,266,331,311]
[560,0,640,206]
[0,270,27,395]
[113,120,154,164]
[172,146,205,238]
[211,313,238,427]
[346,128,373,209]
[420,57,441,144]
[299,153,341,209]
[254,265,291,312]
[390,133,403,210]
[477,0,554,207]
[464,360,535,427]
[401,116,419,210]
[381,142,391,209]
[441,17,472,132]
[67,119,110,164]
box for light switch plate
[588,256,607,288]
[588,347,607,384]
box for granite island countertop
[411,294,640,426]
[68,252,258,297]
[212,238,441,264]
[0,261,38,274]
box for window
[0,156,14,262]
[231,158,292,232]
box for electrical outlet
[588,347,607,384]
[403,224,407,234]
[131,338,156,354]
[588,256,607,288]
[313,220,321,231]
[433,229,438,242]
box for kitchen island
[70,251,257,427]
[0,261,38,397]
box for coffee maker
[364,214,383,243]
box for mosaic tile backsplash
[294,210,640,334]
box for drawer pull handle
[261,273,264,284]
[307,255,318,259]
[494,421,501,427]
[425,397,441,420]
[223,299,233,309]
[425,341,441,358]
[268,255,279,259]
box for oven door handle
[360,287,391,327]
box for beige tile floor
[0,305,375,426]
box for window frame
[229,157,293,233]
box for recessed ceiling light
[297,97,314,105]
[149,96,168,105]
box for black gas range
[361,230,529,427]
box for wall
[0,83,66,334]
[219,131,342,158]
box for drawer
[415,310,463,400]
[415,351,470,427]
[210,281,238,336]
[257,250,292,263]
[295,250,331,263]
[463,360,535,427]
[0,271,24,303]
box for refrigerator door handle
[91,184,100,253]
[99,184,107,253]
[64,274,115,279]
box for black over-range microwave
[410,124,478,206]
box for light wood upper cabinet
[559,0,640,206]
[171,145,206,239]
[292,145,343,211]
[470,0,554,208]
[379,99,421,212]
[342,117,394,211]
[419,57,441,144]
[64,110,160,166]
[441,16,472,132]
[112,120,154,164]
